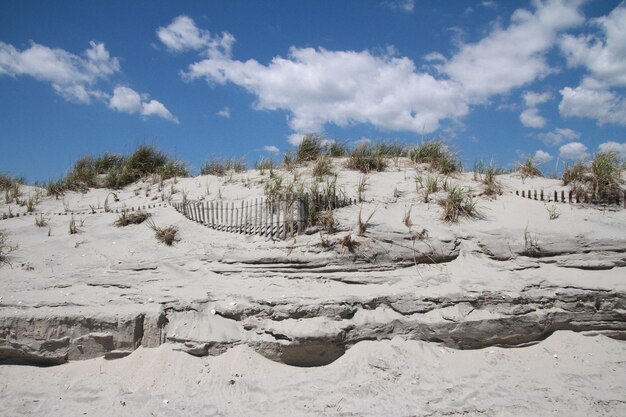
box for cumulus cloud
[559,141,589,160]
[532,149,553,164]
[559,78,626,126]
[382,0,415,13]
[216,107,231,118]
[109,86,178,123]
[442,0,585,100]
[263,145,280,154]
[0,40,119,103]
[157,15,234,58]
[598,141,626,159]
[520,108,547,128]
[538,127,580,146]
[559,5,626,87]
[165,1,588,139]
[184,47,469,135]
[557,4,626,126]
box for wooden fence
[516,189,626,208]
[172,193,353,239]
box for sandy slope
[0,331,624,417]
[1,160,625,416]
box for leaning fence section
[172,193,353,239]
[515,189,626,208]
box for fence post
[568,190,573,203]
[254,198,258,234]
[283,198,288,239]
[561,190,565,203]
[210,202,214,227]
[540,190,543,201]
[554,191,557,202]
[522,190,525,198]
[516,190,519,196]
[533,190,537,200]
[623,190,626,209]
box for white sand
[1,160,625,416]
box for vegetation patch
[562,152,623,204]
[439,185,480,223]
[115,210,151,227]
[409,140,460,174]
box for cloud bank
[164,0,589,138]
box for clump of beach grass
[409,140,460,175]
[114,210,151,227]
[146,218,179,246]
[439,185,480,223]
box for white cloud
[523,91,551,107]
[559,141,589,160]
[0,40,119,103]
[442,0,585,100]
[288,133,305,146]
[557,5,626,126]
[532,149,553,164]
[216,107,231,118]
[559,78,626,126]
[109,86,178,123]
[383,0,414,13]
[184,47,469,135]
[598,141,626,159]
[538,127,580,146]
[520,91,551,128]
[157,15,234,58]
[520,108,546,128]
[559,5,626,87]
[263,145,280,154]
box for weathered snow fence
[172,192,353,240]
[516,189,626,208]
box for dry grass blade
[357,207,377,236]
[0,230,18,265]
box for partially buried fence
[172,193,353,239]
[516,189,626,208]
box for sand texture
[1,160,625,416]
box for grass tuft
[439,186,480,223]
[409,140,460,174]
[115,210,151,227]
[146,218,179,246]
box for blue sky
[1,0,625,182]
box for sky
[1,0,625,182]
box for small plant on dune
[523,227,540,256]
[115,210,151,227]
[345,143,387,173]
[255,158,274,175]
[0,230,18,266]
[328,141,348,157]
[35,214,48,228]
[201,159,228,176]
[282,152,296,171]
[296,134,324,163]
[517,157,543,180]
[409,140,460,175]
[318,210,336,234]
[439,185,480,223]
[357,207,377,236]
[0,174,25,203]
[416,175,439,203]
[403,206,413,229]
[545,204,559,220]
[312,154,334,178]
[482,165,503,196]
[561,152,622,204]
[356,175,368,203]
[590,151,622,203]
[341,233,360,253]
[146,218,179,246]
[68,216,80,235]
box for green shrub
[560,152,622,204]
[517,157,543,179]
[328,141,348,157]
[409,140,460,174]
[312,155,334,178]
[296,134,324,163]
[345,143,387,173]
[439,186,480,223]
